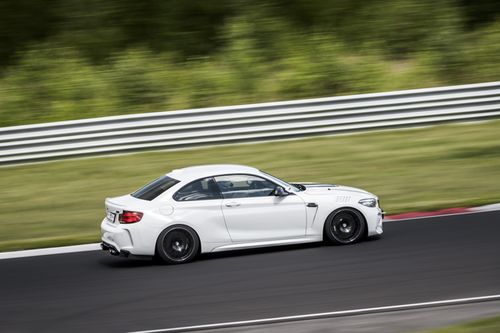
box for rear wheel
[324,208,366,244]
[156,225,200,264]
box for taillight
[119,211,143,224]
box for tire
[324,208,366,245]
[156,225,200,264]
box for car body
[101,164,384,263]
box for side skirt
[210,236,322,253]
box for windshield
[259,170,302,192]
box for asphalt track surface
[1,211,499,333]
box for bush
[0,45,116,125]
[0,1,499,127]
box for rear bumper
[100,217,160,257]
[101,218,135,254]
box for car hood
[294,182,374,197]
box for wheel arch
[322,206,368,240]
[154,223,202,257]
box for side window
[173,177,221,201]
[214,174,276,199]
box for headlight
[359,198,377,207]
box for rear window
[131,175,179,201]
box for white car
[101,164,384,264]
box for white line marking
[0,243,100,260]
[128,294,500,333]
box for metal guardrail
[1,81,500,165]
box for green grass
[1,120,500,251]
[422,315,500,333]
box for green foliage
[107,49,175,114]
[459,21,500,82]
[424,315,500,333]
[0,0,499,126]
[0,45,116,125]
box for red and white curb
[1,203,499,260]
[384,203,500,221]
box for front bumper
[375,209,384,234]
[365,206,384,236]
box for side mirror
[273,186,289,197]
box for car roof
[167,164,260,182]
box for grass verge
[423,315,500,333]
[1,120,500,251]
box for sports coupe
[101,164,384,263]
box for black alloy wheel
[325,208,366,244]
[156,226,200,264]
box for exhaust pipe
[102,242,120,256]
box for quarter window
[132,176,179,201]
[173,177,221,201]
[214,174,276,199]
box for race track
[1,211,499,333]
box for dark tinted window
[132,176,179,201]
[214,174,276,199]
[173,177,221,201]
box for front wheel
[324,208,366,245]
[156,225,200,264]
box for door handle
[225,202,241,207]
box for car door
[171,177,231,244]
[214,174,307,242]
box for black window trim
[172,173,293,202]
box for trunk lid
[105,195,152,224]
